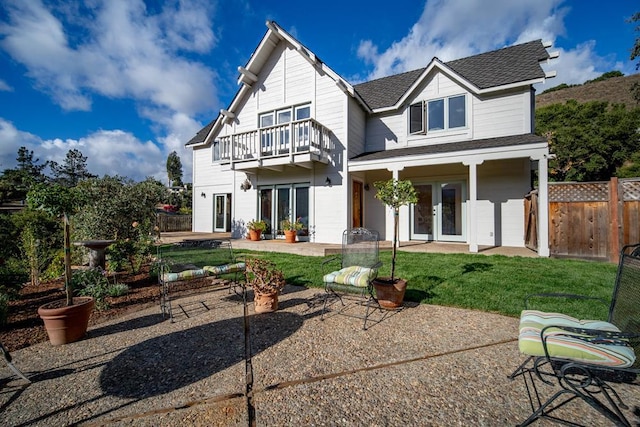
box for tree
[373,179,418,281]
[0,146,48,202]
[27,183,80,306]
[629,12,640,103]
[50,149,95,187]
[166,151,183,187]
[536,100,640,181]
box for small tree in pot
[373,178,418,308]
[28,183,95,345]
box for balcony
[217,119,332,172]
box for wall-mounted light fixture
[240,178,252,192]
[364,183,370,191]
[201,192,206,198]
[325,177,332,186]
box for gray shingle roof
[352,68,424,110]
[446,40,549,89]
[186,119,215,146]
[354,40,549,110]
[349,134,546,162]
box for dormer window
[409,94,466,134]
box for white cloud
[0,0,218,181]
[356,0,619,87]
[0,118,45,170]
[0,79,13,91]
[0,117,178,182]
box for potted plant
[244,258,286,313]
[28,183,95,345]
[280,216,304,243]
[372,178,418,309]
[247,219,266,241]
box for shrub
[106,283,129,297]
[73,267,130,310]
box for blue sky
[0,0,637,183]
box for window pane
[277,109,291,124]
[260,114,273,128]
[409,102,423,134]
[295,105,310,120]
[428,99,444,131]
[295,186,309,236]
[213,141,220,161]
[448,95,465,128]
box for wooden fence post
[609,177,620,264]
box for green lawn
[238,250,617,320]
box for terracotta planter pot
[254,291,279,313]
[284,230,297,243]
[38,297,95,346]
[249,229,262,241]
[373,278,407,309]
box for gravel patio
[1,283,639,426]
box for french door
[213,193,231,232]
[258,184,309,239]
[411,181,466,242]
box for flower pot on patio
[38,297,95,345]
[249,229,262,241]
[254,291,279,313]
[284,230,297,243]
[373,278,407,309]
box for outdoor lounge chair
[157,239,245,322]
[1,341,30,384]
[509,242,640,426]
[320,228,382,330]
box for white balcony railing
[217,118,331,165]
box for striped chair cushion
[203,262,246,276]
[323,266,375,288]
[518,310,636,368]
[162,262,246,283]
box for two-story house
[186,21,555,256]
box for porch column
[537,155,550,257]
[464,161,480,253]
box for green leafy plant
[280,216,304,231]
[108,220,157,273]
[374,178,418,281]
[73,267,128,310]
[247,219,267,232]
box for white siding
[476,158,530,247]
[472,88,530,139]
[348,97,366,158]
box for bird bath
[73,240,116,269]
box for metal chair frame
[157,239,244,322]
[320,228,383,330]
[1,342,30,384]
[509,243,640,426]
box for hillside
[536,73,640,109]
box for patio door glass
[411,181,466,242]
[214,193,230,232]
[438,182,466,242]
[258,184,309,239]
[411,184,434,240]
[259,188,273,236]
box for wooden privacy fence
[156,214,192,232]
[538,177,640,262]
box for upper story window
[409,95,466,135]
[259,103,311,151]
[213,140,220,161]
